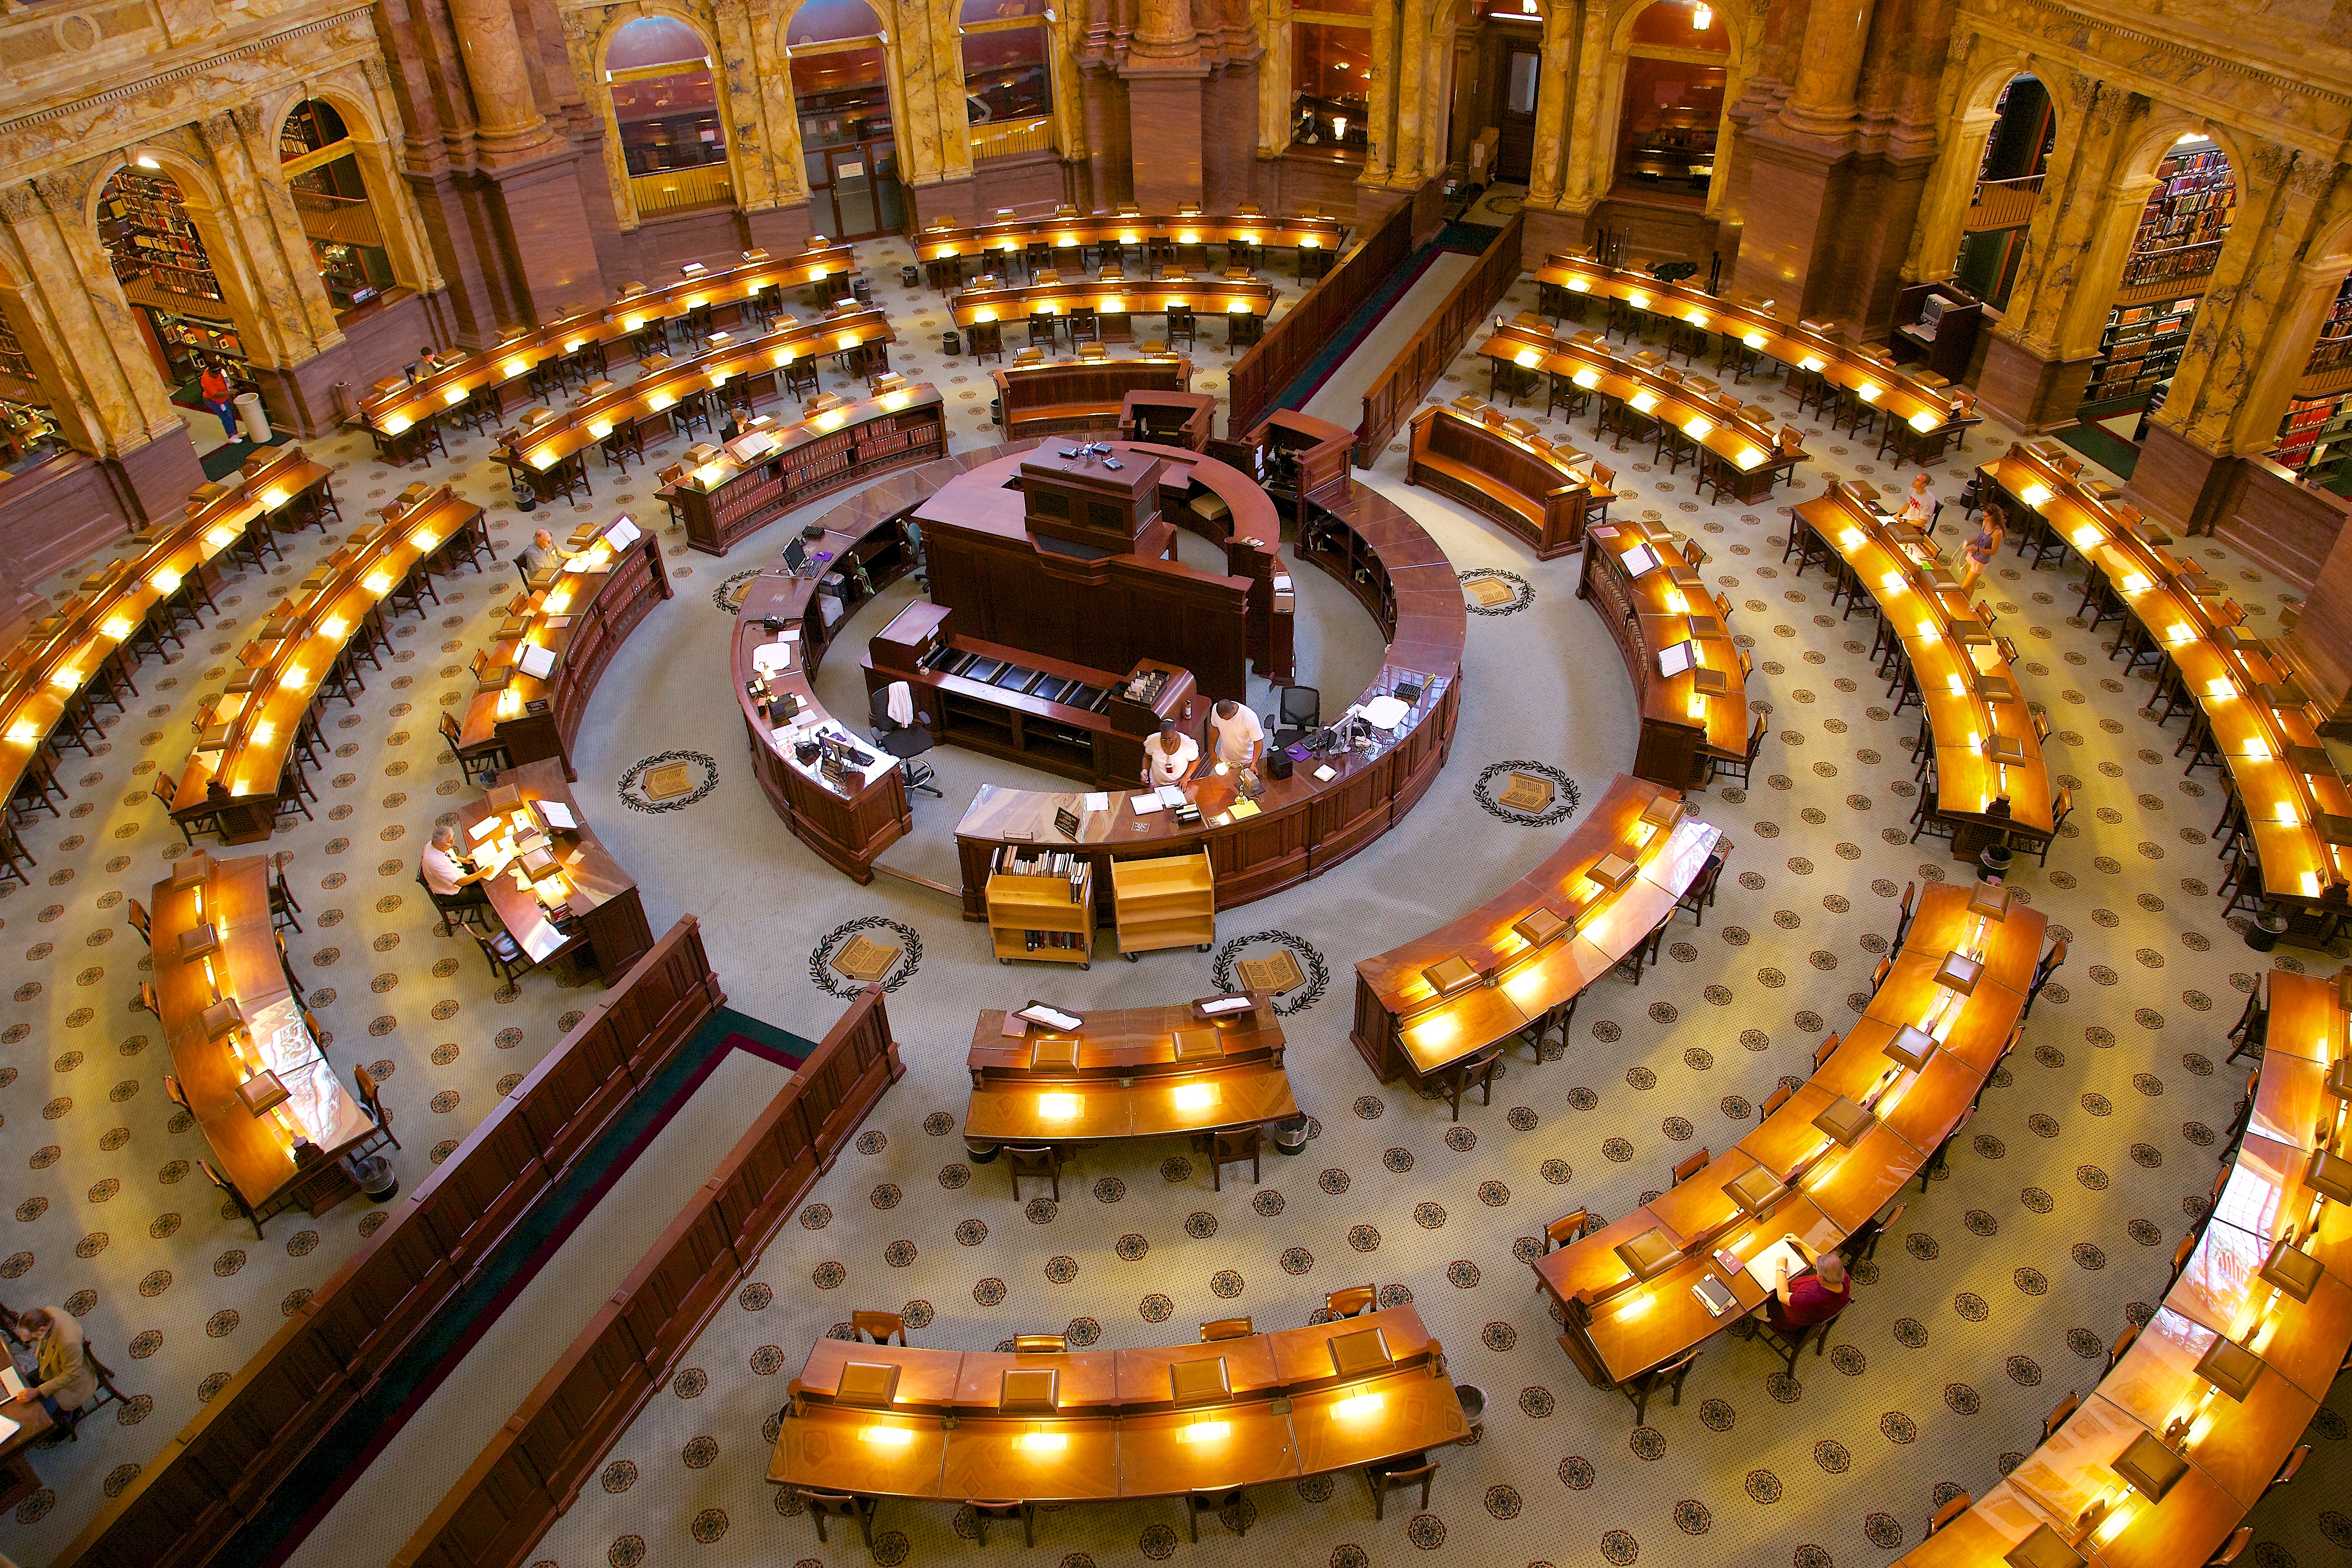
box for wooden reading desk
[1578,518,1750,788]
[455,515,671,780]
[915,209,1348,285]
[356,238,859,460]
[149,854,387,1222]
[451,758,653,986]
[1407,400,1603,558]
[0,444,332,812]
[950,276,1279,343]
[1799,480,2055,859]
[170,484,480,842]
[964,994,1295,1148]
[769,1307,1464,1514]
[1982,439,2352,937]
[1537,879,2045,1390]
[1477,319,1805,504]
[1350,774,1721,1083]
[662,380,946,555]
[991,354,1192,439]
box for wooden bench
[992,356,1192,439]
[1408,403,1594,558]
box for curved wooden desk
[150,854,385,1222]
[964,994,1295,1148]
[768,1306,1464,1509]
[1981,440,2352,934]
[1798,480,2054,856]
[663,382,947,555]
[1406,401,1600,559]
[452,758,653,985]
[990,354,1193,438]
[950,477,1464,917]
[356,238,857,443]
[917,211,1347,269]
[1578,520,1751,789]
[171,485,480,842]
[1477,320,1805,503]
[730,461,950,881]
[1896,966,2352,1568]
[1350,775,1721,1083]
[490,305,896,495]
[950,276,1279,338]
[0,444,330,809]
[1536,879,2045,1388]
[1529,251,1980,459]
[455,520,671,780]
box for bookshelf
[1111,849,1215,960]
[0,314,34,388]
[670,388,948,554]
[2272,276,2352,482]
[986,847,1096,966]
[2082,143,2235,410]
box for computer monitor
[783,536,807,573]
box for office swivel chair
[870,682,942,797]
[1266,685,1320,748]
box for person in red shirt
[1765,1245,1851,1332]
[197,362,237,439]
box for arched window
[1613,0,1728,204]
[606,18,734,215]
[1292,0,1371,158]
[279,98,399,319]
[787,0,905,238]
[2082,135,2236,414]
[1952,74,2053,309]
[95,163,250,387]
[961,0,1055,162]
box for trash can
[942,330,962,356]
[851,275,873,304]
[965,1138,1001,1164]
[345,1152,400,1203]
[2247,911,2290,952]
[900,263,921,289]
[1272,1114,1310,1155]
[1455,1383,1485,1435]
[235,391,271,444]
[1979,844,2013,881]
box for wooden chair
[2021,784,2071,867]
[2265,1443,2310,1495]
[1365,1453,1436,1520]
[1926,1492,1972,1537]
[2039,1389,2079,1443]
[472,926,535,988]
[1813,1031,1841,1070]
[1204,1127,1260,1191]
[1325,1284,1376,1318]
[2226,979,2268,1064]
[162,1075,190,1113]
[1840,1201,1903,1262]
[2023,936,2067,1020]
[1185,1485,1248,1540]
[1005,1144,1062,1201]
[270,855,303,934]
[199,1158,263,1241]
[1013,1333,1068,1353]
[1618,1348,1697,1423]
[1891,879,1917,947]
[1543,1211,1594,1253]
[126,897,152,947]
[853,1310,907,1345]
[439,711,505,785]
[1759,1082,1793,1118]
[1669,1148,1710,1186]
[2104,1321,2140,1375]
[1750,1304,1842,1376]
[1199,1316,1253,1341]
[1438,1047,1503,1122]
[797,1489,877,1547]
[1675,848,1727,926]
[134,981,160,1018]
[965,1499,1036,1547]
[2205,1527,2253,1567]
[354,1066,399,1149]
[1711,714,1766,787]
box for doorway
[1496,39,1539,184]
[792,44,907,240]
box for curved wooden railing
[1227,199,1411,438]
[54,919,727,1568]
[1354,211,1523,467]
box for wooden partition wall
[1355,213,1525,468]
[56,920,728,1568]
[392,987,907,1568]
[1226,201,1413,438]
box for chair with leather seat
[354,1065,399,1149]
[417,864,490,938]
[472,925,535,988]
[1013,1333,1067,1353]
[199,1158,264,1240]
[869,682,942,798]
[965,1499,1037,1547]
[1185,1485,1248,1541]
[1199,1316,1253,1341]
[1926,1493,1971,1538]
[1203,1127,1260,1190]
[1617,1348,1697,1424]
[854,1310,908,1345]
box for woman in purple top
[1765,1246,1851,1333]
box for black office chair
[1265,684,1320,747]
[869,683,942,798]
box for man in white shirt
[1207,699,1264,770]
[1141,722,1198,787]
[422,824,496,923]
[1898,472,1936,524]
[516,528,573,581]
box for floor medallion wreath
[1209,930,1329,1016]
[616,750,721,813]
[1458,567,1535,616]
[711,568,762,614]
[809,916,926,996]
[1473,761,1583,826]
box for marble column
[204,108,342,362]
[446,0,554,157]
[1780,0,1867,135]
[1121,0,1209,211]
[1524,2,1578,209]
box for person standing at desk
[7,1307,94,1429]
[1141,722,1198,787]
[1207,699,1263,770]
[1957,504,2004,593]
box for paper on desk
[1273,574,1292,591]
[538,799,578,832]
[752,642,796,675]
[561,557,592,574]
[467,816,500,843]
[0,1412,17,1443]
[1748,1236,1808,1284]
[1155,785,1186,807]
[0,1365,25,1398]
[1083,792,1111,813]
[1313,764,1336,782]
[1130,792,1165,815]
[517,643,556,680]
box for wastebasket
[2247,911,2289,952]
[942,330,962,356]
[235,391,271,444]
[1271,1113,1310,1155]
[346,1152,400,1203]
[900,263,921,288]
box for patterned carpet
[3,238,2346,1568]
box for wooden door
[1496,41,1540,184]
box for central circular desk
[728,435,1465,915]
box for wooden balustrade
[54,919,727,1568]
[1355,212,1524,467]
[391,986,905,1568]
[1226,200,1411,439]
